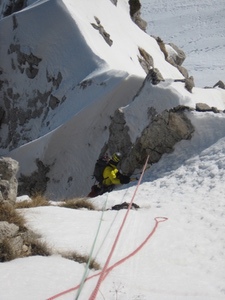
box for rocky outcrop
[138,47,154,74]
[154,37,189,79]
[8,43,42,79]
[174,76,195,93]
[104,105,194,175]
[196,103,220,113]
[146,68,164,85]
[128,106,193,174]
[155,37,168,60]
[110,0,118,5]
[0,155,52,263]
[107,109,133,156]
[2,0,27,17]
[0,157,19,203]
[213,80,225,89]
[18,159,50,196]
[0,106,5,127]
[167,43,186,66]
[91,16,113,46]
[0,219,42,262]
[129,0,147,32]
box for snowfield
[141,0,225,88]
[0,0,225,299]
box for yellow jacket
[102,164,121,186]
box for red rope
[101,217,168,280]
[47,155,168,300]
[88,155,150,300]
[47,216,168,300]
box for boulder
[0,221,19,241]
[167,43,186,66]
[0,157,19,203]
[196,103,220,113]
[196,103,212,112]
[0,219,41,262]
[213,80,225,89]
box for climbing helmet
[112,152,122,163]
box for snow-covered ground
[1,113,225,299]
[0,0,225,299]
[141,0,225,87]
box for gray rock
[129,0,147,32]
[146,68,164,85]
[0,157,19,203]
[156,37,168,59]
[18,159,50,196]
[131,10,147,32]
[10,235,24,256]
[123,107,194,174]
[107,109,133,157]
[168,43,186,66]
[196,103,212,112]
[0,221,19,241]
[174,76,195,93]
[213,80,225,89]
[105,105,194,175]
[91,17,113,46]
[138,47,154,73]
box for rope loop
[155,217,168,223]
[46,215,168,300]
[47,156,169,300]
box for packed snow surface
[0,0,225,299]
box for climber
[88,152,131,198]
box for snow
[141,0,225,87]
[0,0,225,299]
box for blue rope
[74,196,108,300]
[75,188,129,299]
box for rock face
[154,37,190,79]
[129,0,147,32]
[106,106,194,175]
[1,0,27,17]
[0,157,19,203]
[18,159,50,197]
[107,109,133,157]
[127,107,194,170]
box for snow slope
[0,0,225,299]
[2,0,224,198]
[141,0,225,87]
[1,111,225,300]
